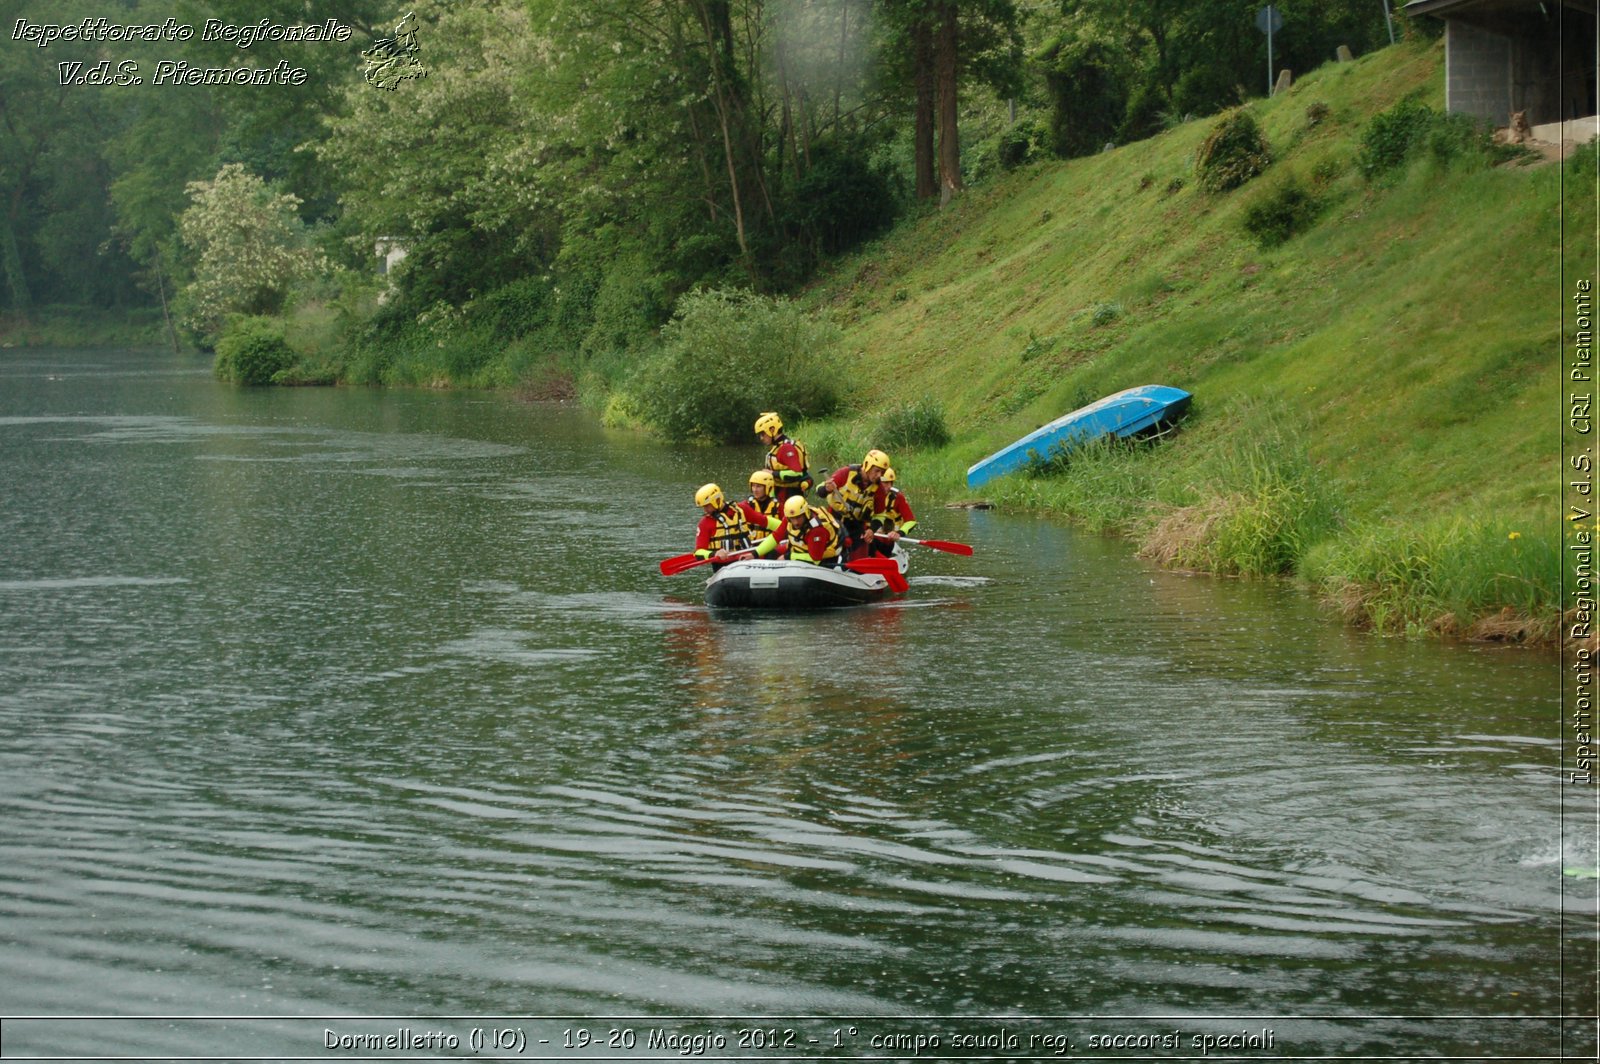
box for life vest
[870,486,917,535]
[826,465,877,526]
[741,493,781,525]
[765,435,813,498]
[783,505,842,566]
[695,504,756,559]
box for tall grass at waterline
[1137,409,1341,577]
[1300,516,1560,640]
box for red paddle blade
[845,558,909,593]
[661,548,759,576]
[908,537,973,556]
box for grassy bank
[791,38,1578,644]
[0,306,174,350]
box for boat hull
[704,555,907,609]
[965,384,1192,489]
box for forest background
[0,0,1587,642]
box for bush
[1242,176,1323,247]
[1195,110,1273,193]
[995,119,1047,171]
[473,276,553,339]
[214,316,294,385]
[782,146,899,258]
[1358,99,1517,180]
[1090,301,1124,327]
[627,288,843,443]
[1040,38,1129,158]
[873,397,951,450]
[1356,98,1440,178]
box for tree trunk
[690,0,751,256]
[935,0,962,206]
[834,0,849,129]
[1,198,32,316]
[912,14,937,201]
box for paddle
[659,549,754,576]
[844,557,910,594]
[895,535,974,556]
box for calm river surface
[0,349,1591,1061]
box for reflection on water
[0,349,1586,1059]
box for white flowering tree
[176,163,324,339]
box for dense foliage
[213,316,295,385]
[177,165,325,339]
[1,0,1407,396]
[624,288,843,442]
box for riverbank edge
[781,411,1562,652]
[0,307,175,350]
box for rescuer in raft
[866,466,917,556]
[693,483,778,566]
[779,494,843,567]
[739,469,781,526]
[819,448,890,559]
[753,411,813,505]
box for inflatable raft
[704,552,909,609]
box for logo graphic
[361,12,427,90]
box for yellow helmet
[862,449,891,474]
[695,483,725,509]
[754,412,783,437]
[882,467,896,485]
[783,495,810,520]
[749,470,776,490]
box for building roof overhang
[1404,0,1595,16]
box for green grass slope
[803,39,1583,643]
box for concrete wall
[1446,19,1513,124]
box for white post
[1268,23,1275,95]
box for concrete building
[1404,0,1598,143]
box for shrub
[995,119,1047,171]
[1242,177,1323,247]
[628,288,842,442]
[1195,110,1273,193]
[1358,99,1519,180]
[873,397,951,450]
[214,316,294,385]
[783,146,899,257]
[473,276,553,339]
[1357,98,1439,177]
[1090,301,1124,327]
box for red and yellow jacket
[695,505,778,560]
[822,465,878,526]
[739,493,781,528]
[782,503,842,565]
[764,434,813,502]
[870,486,917,536]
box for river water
[0,349,1590,1060]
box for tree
[879,0,1023,204]
[176,164,324,338]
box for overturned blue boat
[965,384,1192,489]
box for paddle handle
[660,548,756,576]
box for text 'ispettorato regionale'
[12,17,353,87]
